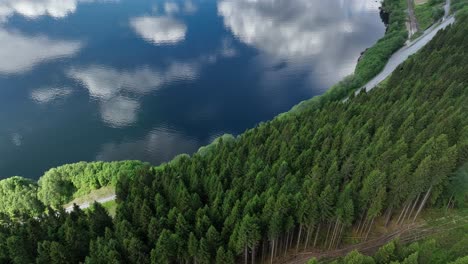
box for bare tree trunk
[335,224,345,249]
[407,193,421,221]
[400,201,411,225]
[284,231,289,256]
[384,206,393,227]
[296,224,303,252]
[396,202,409,225]
[245,245,248,264]
[359,217,369,237]
[356,213,366,235]
[446,196,453,211]
[277,236,281,258]
[365,217,375,241]
[313,223,321,247]
[262,240,265,264]
[324,222,332,247]
[413,186,433,223]
[304,226,311,250]
[356,211,366,233]
[328,220,339,250]
[270,239,275,264]
[252,245,255,264]
[288,227,296,248]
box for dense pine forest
[107,14,468,263]
[1,3,468,264]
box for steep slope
[0,5,467,264]
[103,12,466,263]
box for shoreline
[0,0,431,213]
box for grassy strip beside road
[415,0,446,30]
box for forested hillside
[108,14,467,263]
[0,0,408,216]
[0,8,466,264]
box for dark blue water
[0,0,385,180]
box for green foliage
[374,240,396,263]
[0,204,113,264]
[38,160,149,207]
[83,13,465,264]
[453,0,468,12]
[355,0,408,82]
[0,2,467,264]
[449,256,468,264]
[414,0,445,30]
[450,164,468,207]
[400,252,418,264]
[342,250,375,264]
[0,176,44,216]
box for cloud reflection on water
[0,0,109,75]
[68,63,199,127]
[30,87,73,104]
[96,126,199,164]
[218,0,384,88]
[130,16,187,45]
[0,29,82,74]
[0,0,117,22]
[0,0,78,21]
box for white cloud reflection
[164,2,179,15]
[68,63,199,127]
[130,16,187,45]
[11,133,22,146]
[183,0,197,14]
[96,126,199,163]
[30,87,73,104]
[0,0,77,21]
[100,96,139,127]
[0,28,82,74]
[218,0,383,88]
[0,0,117,22]
[68,63,198,99]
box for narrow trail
[407,0,420,37]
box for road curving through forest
[362,0,453,92]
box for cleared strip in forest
[279,213,468,264]
[64,194,116,213]
[407,0,420,37]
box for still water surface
[0,0,385,179]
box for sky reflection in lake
[0,0,385,179]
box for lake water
[0,0,385,180]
